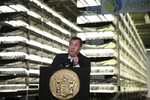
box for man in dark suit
[50,36,91,99]
[51,36,91,73]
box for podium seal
[49,69,80,100]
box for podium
[39,67,90,100]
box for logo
[103,0,122,13]
[49,69,80,100]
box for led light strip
[77,14,114,24]
[77,0,100,8]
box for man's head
[68,37,82,57]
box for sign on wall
[101,0,150,14]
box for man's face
[68,40,81,57]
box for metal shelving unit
[0,0,80,100]
[76,0,148,100]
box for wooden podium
[39,67,90,100]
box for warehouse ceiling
[44,0,150,49]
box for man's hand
[73,55,79,66]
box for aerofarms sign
[101,0,150,14]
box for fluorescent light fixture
[87,0,100,6]
[0,84,26,92]
[0,52,27,57]
[0,68,28,76]
[85,15,102,22]
[77,16,88,24]
[77,0,100,8]
[77,14,114,24]
[146,49,150,51]
[28,69,39,75]
[27,11,42,19]
[0,52,27,59]
[0,36,27,43]
[104,14,114,21]
[0,4,28,13]
[16,4,29,11]
[0,5,15,13]
[29,40,42,48]
[4,20,28,27]
[98,15,107,21]
[9,4,28,12]
[77,0,89,7]
[0,68,28,72]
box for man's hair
[70,36,82,47]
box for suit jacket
[51,53,91,73]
